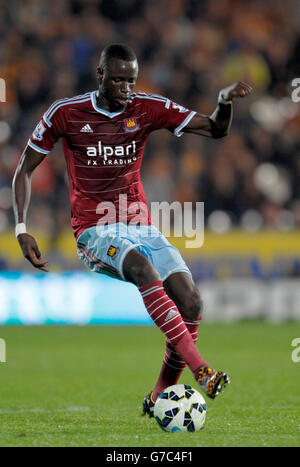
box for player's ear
[96,66,104,84]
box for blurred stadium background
[0,0,299,324]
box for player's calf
[177,286,203,323]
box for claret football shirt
[28,91,196,238]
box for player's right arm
[12,145,49,272]
[12,99,64,271]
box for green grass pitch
[0,322,299,447]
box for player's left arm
[183,82,252,138]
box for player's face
[97,58,138,110]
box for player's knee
[123,249,160,286]
[181,287,203,322]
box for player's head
[97,44,138,110]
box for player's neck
[96,90,119,112]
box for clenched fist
[219,82,252,102]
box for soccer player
[12,44,252,416]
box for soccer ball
[154,384,207,432]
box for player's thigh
[122,247,160,286]
[163,272,203,321]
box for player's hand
[219,82,252,102]
[17,233,49,272]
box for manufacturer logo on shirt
[123,117,139,132]
[80,124,93,133]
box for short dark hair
[99,44,137,68]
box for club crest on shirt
[123,117,139,132]
[107,245,119,259]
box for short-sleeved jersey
[28,91,196,239]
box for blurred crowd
[0,0,299,239]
